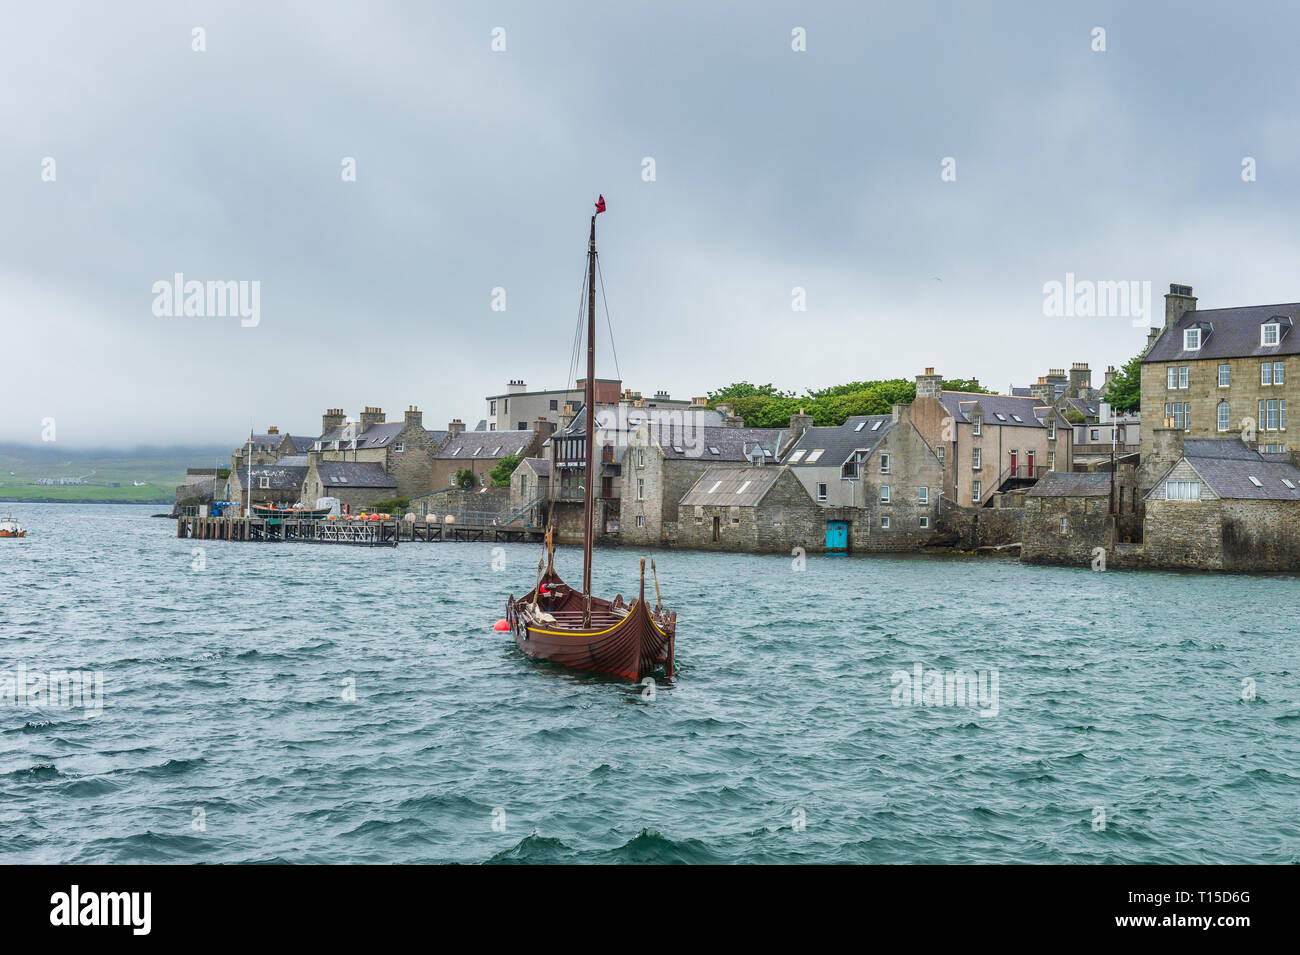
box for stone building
[620,421,785,546]
[910,368,1073,508]
[780,404,944,551]
[1141,437,1300,571]
[509,457,551,526]
[300,459,397,513]
[430,424,544,491]
[1140,285,1299,459]
[1020,471,1113,566]
[483,378,706,433]
[230,426,311,473]
[229,456,308,507]
[674,465,822,553]
[306,406,449,501]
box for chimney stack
[447,418,466,436]
[1165,284,1196,329]
[914,367,943,399]
[404,405,422,429]
[788,408,814,448]
[322,408,346,434]
[506,379,526,394]
[359,406,385,432]
[267,425,279,435]
[1029,377,1053,403]
[1069,362,1092,399]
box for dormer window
[971,414,982,435]
[1184,328,1201,350]
[1263,323,1281,346]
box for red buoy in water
[493,619,510,631]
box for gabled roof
[679,465,786,506]
[1025,470,1110,498]
[355,421,404,448]
[939,392,1062,428]
[1144,303,1300,362]
[520,456,551,477]
[314,461,396,488]
[656,426,783,462]
[436,429,534,460]
[1150,439,1300,501]
[240,463,308,491]
[783,415,892,468]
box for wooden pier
[175,516,545,547]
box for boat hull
[0,530,24,538]
[508,573,675,682]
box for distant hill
[0,443,231,504]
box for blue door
[825,520,848,553]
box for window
[972,414,982,435]
[994,412,1007,421]
[854,421,866,432]
[395,441,404,452]
[972,448,982,470]
[1275,362,1285,385]
[1263,323,1280,346]
[816,482,827,502]
[871,420,884,431]
[1047,419,1055,439]
[936,446,945,467]
[637,452,646,468]
[1167,367,1177,389]
[788,449,806,463]
[1184,328,1201,350]
[919,516,929,529]
[1011,414,1023,422]
[258,476,270,489]
[1166,480,1202,500]
[1047,451,1056,471]
[879,453,890,473]
[880,516,890,529]
[1218,364,1230,387]
[737,480,751,494]
[880,485,891,503]
[1090,429,1099,441]
[636,478,645,501]
[1262,362,1273,386]
[1217,401,1230,431]
[708,481,722,493]
[708,446,720,455]
[1248,475,1263,487]
[489,400,497,414]
[806,450,825,463]
[1284,479,1297,489]
[489,423,496,431]
[1166,402,1190,430]
[971,480,982,504]
[549,399,559,411]
[1059,516,1069,534]
[917,487,928,504]
[1178,366,1189,389]
[636,515,645,528]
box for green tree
[487,453,522,487]
[454,467,476,489]
[1104,352,1142,413]
[705,376,990,428]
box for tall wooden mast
[582,213,597,624]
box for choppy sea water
[1,502,1298,864]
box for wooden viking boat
[506,199,677,681]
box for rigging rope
[596,255,621,384]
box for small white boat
[0,514,26,538]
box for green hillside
[0,443,230,504]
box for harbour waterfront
[2,503,1298,864]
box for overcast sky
[5,0,1300,447]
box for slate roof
[783,415,893,468]
[240,464,308,491]
[940,392,1063,428]
[1171,440,1300,500]
[1025,470,1111,498]
[657,426,784,462]
[436,429,534,460]
[1143,303,1300,362]
[679,466,785,506]
[314,461,396,488]
[354,421,404,449]
[425,429,449,448]
[520,456,551,477]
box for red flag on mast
[594,194,606,214]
